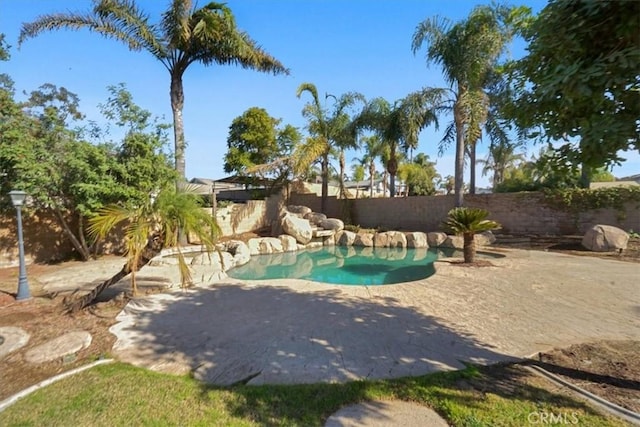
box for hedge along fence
[289,189,640,236]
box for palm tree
[295,83,363,212]
[354,135,385,198]
[412,5,517,206]
[353,91,440,197]
[65,185,219,313]
[478,140,526,190]
[20,0,288,180]
[443,207,501,263]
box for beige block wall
[0,211,74,267]
[3,191,637,266]
[289,192,640,235]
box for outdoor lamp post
[8,190,31,301]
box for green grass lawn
[0,362,628,426]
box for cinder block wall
[289,191,640,235]
[0,212,74,267]
[3,191,637,266]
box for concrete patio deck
[98,248,639,386]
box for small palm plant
[65,185,220,313]
[443,207,501,263]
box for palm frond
[87,204,134,241]
[443,207,501,234]
[162,0,193,49]
[438,121,456,156]
[291,136,326,176]
[94,0,166,57]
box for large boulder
[281,213,313,244]
[427,232,448,247]
[279,235,298,252]
[406,232,428,248]
[320,218,345,232]
[335,230,357,246]
[374,231,407,248]
[304,212,327,226]
[441,235,464,250]
[286,205,312,217]
[354,233,374,247]
[476,231,496,247]
[582,225,629,252]
[221,240,251,266]
[191,251,234,271]
[247,237,284,255]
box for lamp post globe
[8,190,31,301]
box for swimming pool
[227,246,444,285]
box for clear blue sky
[1,0,637,186]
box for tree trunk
[170,70,186,180]
[383,170,388,196]
[454,94,466,207]
[469,141,476,195]
[65,234,164,313]
[339,150,346,199]
[53,207,90,261]
[321,152,329,213]
[369,162,375,198]
[171,68,189,245]
[388,152,398,197]
[463,232,475,263]
[580,163,591,189]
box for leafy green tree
[100,84,176,203]
[591,169,615,183]
[67,185,219,312]
[224,107,279,176]
[20,0,288,180]
[1,83,103,260]
[295,83,363,211]
[443,207,501,263]
[494,148,585,192]
[505,0,639,187]
[351,164,365,183]
[225,107,301,193]
[398,153,439,196]
[0,83,175,260]
[350,163,366,198]
[412,4,526,205]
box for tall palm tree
[20,0,288,180]
[353,90,440,197]
[66,185,219,313]
[295,83,363,212]
[412,5,517,206]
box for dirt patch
[0,296,123,401]
[494,235,640,263]
[536,341,640,413]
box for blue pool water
[227,246,446,285]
